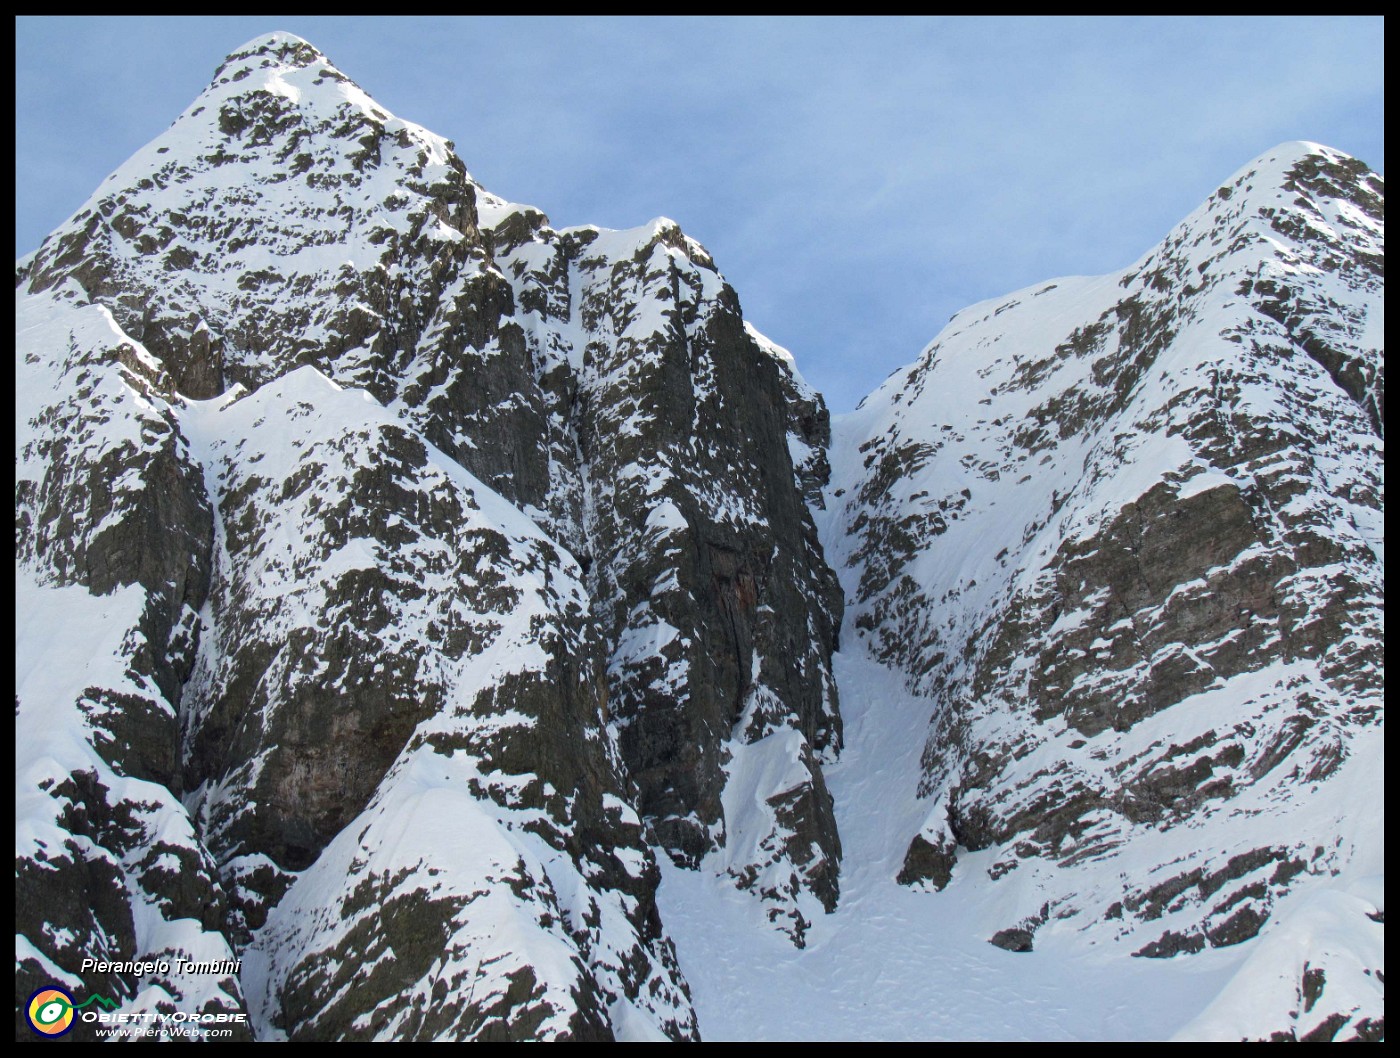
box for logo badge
[27,986,76,1036]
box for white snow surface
[659,649,1384,1040]
[661,652,1231,1040]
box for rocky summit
[14,33,1383,1042]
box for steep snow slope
[658,652,1243,1040]
[649,142,1383,1044]
[823,141,1383,1041]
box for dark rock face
[989,928,1034,953]
[828,142,1383,1036]
[378,198,840,934]
[16,30,840,1040]
[896,832,955,891]
[168,369,695,1040]
[15,288,250,1040]
[468,216,845,931]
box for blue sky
[14,17,1384,411]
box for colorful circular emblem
[27,987,76,1036]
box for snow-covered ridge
[824,139,1383,1041]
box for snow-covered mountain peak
[826,140,1382,1042]
[194,30,454,164]
[16,31,850,1040]
[216,31,330,73]
[870,140,1383,444]
[13,26,1382,1040]
[1136,139,1382,280]
[80,30,458,219]
[21,33,495,402]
